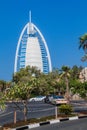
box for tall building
[14,12,52,74]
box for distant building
[79,67,87,82]
[14,11,52,74]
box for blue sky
[0,0,87,81]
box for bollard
[14,110,16,124]
[55,106,57,119]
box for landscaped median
[2,104,87,130]
[2,113,87,130]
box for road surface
[29,118,87,130]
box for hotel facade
[14,12,52,74]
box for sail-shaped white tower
[14,11,52,74]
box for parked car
[29,96,46,102]
[44,95,54,103]
[50,95,68,105]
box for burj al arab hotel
[14,12,52,74]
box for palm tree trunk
[65,77,69,100]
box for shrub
[59,104,73,115]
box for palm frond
[81,55,87,62]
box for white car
[29,96,46,102]
[51,95,68,105]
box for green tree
[71,65,82,80]
[0,80,6,92]
[60,66,71,100]
[5,66,42,121]
[79,82,87,98]
[79,33,87,53]
[6,80,36,121]
[69,79,81,94]
[79,33,87,61]
[46,69,60,95]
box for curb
[11,115,87,130]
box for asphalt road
[29,118,87,130]
[0,100,87,126]
[0,102,55,125]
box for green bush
[59,104,73,115]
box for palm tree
[81,54,87,62]
[79,33,87,53]
[60,66,71,100]
[79,33,87,62]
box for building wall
[25,37,43,72]
[14,22,52,73]
[79,67,87,82]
